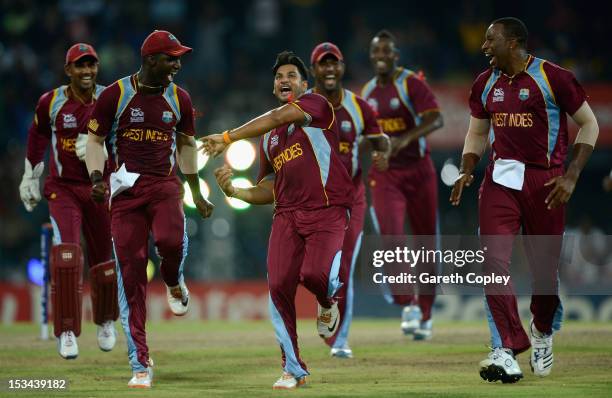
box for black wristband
[90,170,103,184]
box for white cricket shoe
[331,344,353,359]
[128,358,154,388]
[530,321,554,377]
[479,347,523,383]
[57,331,78,359]
[272,372,306,389]
[414,319,433,341]
[401,305,422,335]
[317,302,340,339]
[166,280,189,316]
[97,320,117,352]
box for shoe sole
[479,364,523,383]
[331,351,353,359]
[272,378,307,389]
[60,354,78,360]
[128,385,151,389]
[413,333,432,341]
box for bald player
[86,30,214,388]
[451,17,598,383]
[309,42,390,358]
[19,43,118,359]
[205,51,353,389]
[361,30,444,340]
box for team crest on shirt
[162,111,173,123]
[519,88,530,101]
[341,120,352,132]
[130,107,144,123]
[62,113,77,128]
[367,98,378,112]
[389,97,401,109]
[493,88,505,102]
[270,135,279,148]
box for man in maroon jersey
[85,30,214,388]
[19,43,118,360]
[361,30,444,340]
[450,17,599,383]
[204,51,353,389]
[309,42,390,359]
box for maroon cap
[310,42,344,65]
[65,43,98,65]
[141,30,192,57]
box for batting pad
[90,260,119,325]
[51,243,84,337]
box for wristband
[90,170,103,184]
[223,130,232,145]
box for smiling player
[19,43,118,360]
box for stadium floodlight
[183,179,210,208]
[226,177,252,210]
[197,151,209,171]
[226,140,256,171]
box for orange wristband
[222,130,232,144]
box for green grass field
[1,320,611,397]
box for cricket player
[450,17,599,383]
[309,42,390,358]
[361,30,443,339]
[85,30,214,388]
[19,43,118,359]
[204,50,353,389]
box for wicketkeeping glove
[19,159,44,212]
[76,133,107,161]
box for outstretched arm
[201,104,306,157]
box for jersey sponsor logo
[162,111,173,124]
[339,141,351,154]
[60,137,76,153]
[121,128,170,142]
[62,113,77,129]
[493,88,505,103]
[270,135,279,148]
[377,117,407,133]
[130,107,145,123]
[519,88,530,101]
[341,120,352,133]
[272,143,303,172]
[491,112,534,128]
[389,97,400,110]
[88,118,99,132]
[367,98,378,112]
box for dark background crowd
[1,0,610,283]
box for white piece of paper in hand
[110,164,140,199]
[492,158,525,191]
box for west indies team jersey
[331,89,384,180]
[26,85,106,183]
[88,75,195,177]
[469,55,587,168]
[361,67,439,168]
[257,92,353,213]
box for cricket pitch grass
[1,320,611,397]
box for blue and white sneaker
[331,344,353,359]
[413,319,433,341]
[530,321,554,377]
[128,358,154,388]
[401,305,422,335]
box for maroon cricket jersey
[469,55,586,168]
[361,67,439,169]
[88,75,195,176]
[256,93,353,213]
[333,89,383,180]
[26,85,105,183]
